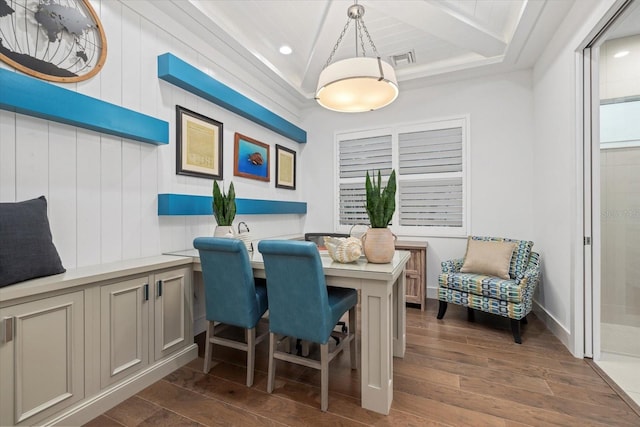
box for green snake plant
[365,169,396,228]
[212,181,236,226]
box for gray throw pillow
[0,196,66,287]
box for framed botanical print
[176,106,223,180]
[275,144,296,190]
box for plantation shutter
[398,126,464,228]
[338,134,392,225]
[399,178,463,227]
[339,135,392,178]
[339,183,368,225]
[398,127,462,174]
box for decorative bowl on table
[323,236,362,263]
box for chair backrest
[194,237,261,329]
[258,240,333,343]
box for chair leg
[521,315,528,325]
[510,319,522,344]
[203,321,213,374]
[348,306,357,370]
[267,333,276,393]
[467,307,475,322]
[436,301,448,319]
[246,327,256,387]
[320,343,329,412]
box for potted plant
[212,181,236,237]
[362,169,396,263]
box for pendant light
[315,2,399,113]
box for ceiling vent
[389,50,416,67]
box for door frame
[581,0,637,360]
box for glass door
[592,0,640,406]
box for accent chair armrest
[515,252,541,292]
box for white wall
[532,0,620,355]
[301,70,536,294]
[600,34,640,100]
[0,0,307,270]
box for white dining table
[168,247,410,415]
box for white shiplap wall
[0,0,307,270]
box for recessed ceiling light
[614,50,630,58]
[279,45,292,55]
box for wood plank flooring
[85,299,640,426]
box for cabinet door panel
[100,277,149,387]
[154,267,191,360]
[395,244,426,311]
[0,291,84,426]
[405,275,421,302]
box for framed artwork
[234,133,270,182]
[275,144,296,190]
[176,106,223,180]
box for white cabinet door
[153,267,192,360]
[100,276,150,387]
[0,291,85,426]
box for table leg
[393,272,406,357]
[359,279,394,415]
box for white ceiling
[167,0,577,100]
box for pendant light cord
[321,3,381,71]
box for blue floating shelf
[0,69,169,145]
[157,53,307,144]
[158,193,307,216]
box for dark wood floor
[85,299,640,426]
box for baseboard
[44,344,198,426]
[532,300,573,353]
[426,286,438,300]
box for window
[336,116,469,236]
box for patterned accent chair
[437,236,541,343]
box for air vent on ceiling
[389,50,416,67]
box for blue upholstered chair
[258,240,357,412]
[194,237,268,386]
[437,236,541,344]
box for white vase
[214,225,234,237]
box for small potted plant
[362,169,396,263]
[212,181,236,237]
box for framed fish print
[275,144,296,190]
[234,133,270,182]
[176,106,223,180]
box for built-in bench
[0,255,198,426]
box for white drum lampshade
[316,57,398,113]
[316,3,399,113]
